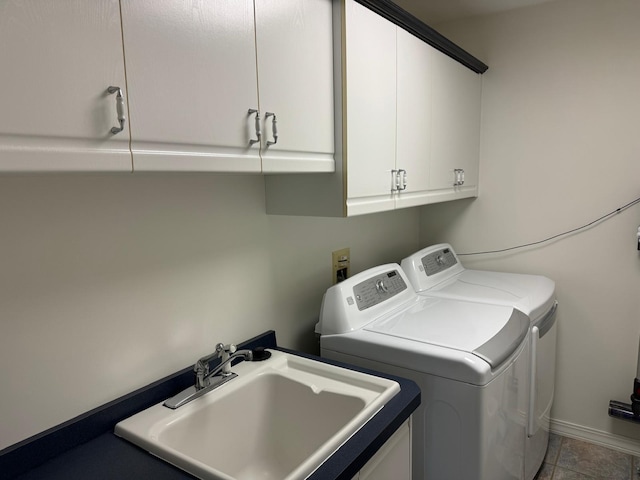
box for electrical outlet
[332,248,350,284]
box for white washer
[401,244,558,480]
[316,264,531,480]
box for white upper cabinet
[334,0,483,215]
[395,27,433,210]
[344,0,397,214]
[120,0,334,174]
[120,0,262,173]
[430,48,482,196]
[255,0,335,173]
[0,0,132,172]
[0,0,475,187]
[345,2,481,215]
[265,0,484,217]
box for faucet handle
[218,344,237,374]
[215,343,237,356]
[194,343,238,390]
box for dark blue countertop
[1,331,420,480]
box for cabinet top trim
[355,0,489,74]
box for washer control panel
[352,270,407,311]
[421,247,458,276]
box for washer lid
[365,297,529,369]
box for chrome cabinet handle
[454,168,465,186]
[391,169,399,192]
[248,109,261,145]
[107,86,126,135]
[398,169,407,190]
[265,112,278,146]
[391,169,408,192]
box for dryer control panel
[401,243,466,292]
[353,270,407,311]
[421,247,458,276]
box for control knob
[375,279,389,293]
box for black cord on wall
[457,195,640,256]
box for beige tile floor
[534,433,639,480]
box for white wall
[421,0,640,448]
[0,174,420,450]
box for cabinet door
[0,0,131,172]
[255,0,334,173]
[121,0,261,172]
[359,420,412,480]
[395,28,433,209]
[344,0,396,215]
[429,49,481,192]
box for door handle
[107,86,126,134]
[265,112,278,146]
[248,109,261,145]
[527,326,539,437]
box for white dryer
[401,244,558,480]
[316,264,531,480]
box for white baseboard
[550,418,640,457]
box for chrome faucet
[164,343,253,409]
[195,343,253,389]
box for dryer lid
[365,297,530,369]
[426,269,555,322]
[401,244,556,321]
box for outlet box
[332,248,350,284]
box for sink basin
[115,349,399,480]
